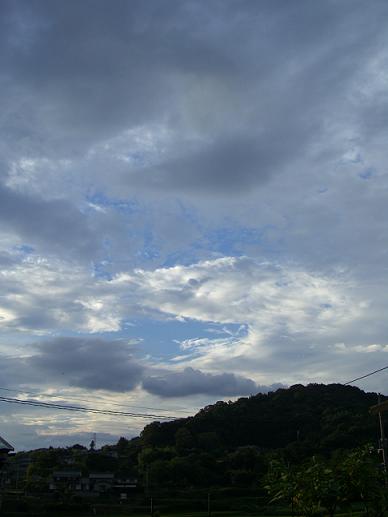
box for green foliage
[26,447,63,482]
[11,383,388,507]
[265,459,298,515]
[116,436,129,455]
[175,427,195,454]
[141,384,383,459]
[341,446,387,517]
[266,447,387,517]
[84,451,118,472]
[197,431,223,452]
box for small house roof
[0,435,14,452]
[89,472,114,479]
[53,471,82,478]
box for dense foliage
[7,384,387,499]
[266,447,387,517]
[140,383,382,456]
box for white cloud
[334,343,388,354]
[0,253,368,391]
[1,0,388,448]
[0,253,364,348]
[117,256,362,333]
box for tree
[175,428,195,454]
[266,447,388,517]
[265,459,298,517]
[116,437,129,456]
[341,447,387,517]
[292,458,343,517]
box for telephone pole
[369,394,388,473]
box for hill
[7,383,386,492]
[140,383,384,457]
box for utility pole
[369,394,388,474]
[145,465,149,494]
[378,394,387,473]
[0,436,14,515]
[0,459,4,515]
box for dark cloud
[1,0,386,190]
[129,133,297,194]
[0,183,97,258]
[29,337,144,392]
[18,337,283,399]
[0,353,32,388]
[1,0,187,156]
[0,251,19,268]
[1,0,388,450]
[143,367,278,397]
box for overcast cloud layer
[1,0,388,450]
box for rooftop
[53,471,82,478]
[0,435,14,452]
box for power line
[344,365,388,385]
[8,364,388,422]
[0,395,178,421]
[0,386,194,414]
[0,395,176,419]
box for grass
[6,512,365,517]
[64,513,366,517]
[62,513,287,517]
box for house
[6,454,32,486]
[50,471,83,491]
[89,472,115,493]
[0,435,14,489]
[48,470,137,499]
[112,477,138,500]
[0,435,14,457]
[50,471,117,494]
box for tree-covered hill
[140,383,384,457]
[6,384,388,513]
[8,383,387,493]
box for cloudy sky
[1,0,388,450]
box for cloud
[142,367,280,398]
[117,256,361,334]
[0,1,189,157]
[0,407,137,452]
[29,337,144,392]
[0,182,98,259]
[0,251,376,399]
[0,254,359,338]
[1,0,388,448]
[334,343,388,354]
[127,133,299,195]
[0,354,28,388]
[1,0,387,195]
[1,0,387,276]
[1,334,283,400]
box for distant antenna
[89,433,97,451]
[93,433,97,449]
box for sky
[1,0,388,451]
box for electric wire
[5,363,388,423]
[0,386,195,414]
[343,365,388,386]
[0,395,178,420]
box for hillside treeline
[14,383,384,492]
